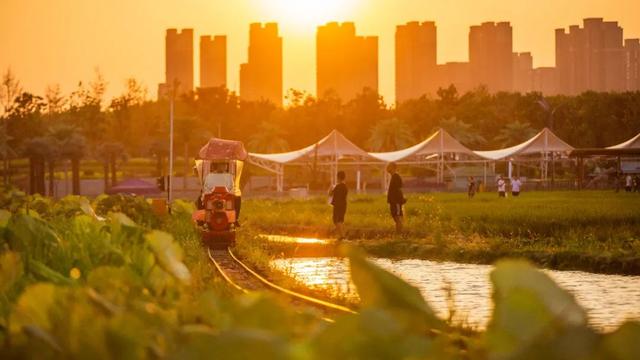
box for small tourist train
[192,138,247,249]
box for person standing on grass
[329,171,348,239]
[634,174,640,193]
[387,162,406,233]
[497,176,506,198]
[468,176,476,199]
[511,176,522,197]
[626,174,633,192]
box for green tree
[439,117,486,148]
[495,120,538,147]
[247,121,289,153]
[22,137,54,195]
[367,118,415,152]
[47,124,86,195]
[96,142,126,192]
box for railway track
[208,248,357,321]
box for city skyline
[2,0,640,104]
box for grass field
[241,191,640,274]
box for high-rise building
[240,23,282,106]
[317,22,378,102]
[200,35,226,89]
[469,22,513,92]
[513,52,533,93]
[159,28,194,98]
[556,18,626,94]
[626,39,640,91]
[395,21,437,104]
[533,67,558,95]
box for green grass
[241,191,640,274]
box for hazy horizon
[1,0,639,104]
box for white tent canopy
[474,128,575,161]
[369,128,478,163]
[248,130,376,191]
[249,130,373,164]
[607,132,640,149]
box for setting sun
[260,0,358,29]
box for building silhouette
[533,67,558,95]
[200,35,226,89]
[469,22,513,92]
[626,39,640,91]
[240,23,282,106]
[158,29,194,98]
[395,21,437,104]
[317,22,378,102]
[513,52,533,93]
[556,18,626,94]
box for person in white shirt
[626,174,633,192]
[497,176,506,197]
[511,176,522,197]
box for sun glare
[262,0,357,29]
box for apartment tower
[240,23,283,106]
[317,22,378,102]
[395,21,437,103]
[159,28,194,97]
[556,18,626,94]
[200,35,227,88]
[469,22,513,92]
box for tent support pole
[483,161,487,190]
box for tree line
[1,68,639,193]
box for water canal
[267,236,640,331]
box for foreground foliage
[1,191,639,359]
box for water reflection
[260,234,330,245]
[271,257,640,331]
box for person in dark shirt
[386,162,405,233]
[468,176,476,199]
[329,170,348,239]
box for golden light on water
[260,234,330,244]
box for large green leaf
[346,246,445,331]
[0,251,23,294]
[486,260,595,359]
[6,214,62,254]
[9,283,57,335]
[28,258,73,286]
[599,321,640,360]
[145,230,191,284]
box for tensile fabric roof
[607,132,640,150]
[369,128,477,163]
[249,130,374,164]
[474,128,575,161]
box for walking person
[386,162,406,233]
[511,176,522,197]
[497,176,506,198]
[468,176,476,199]
[329,171,348,239]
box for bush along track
[0,189,639,358]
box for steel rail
[226,248,357,315]
[207,247,357,316]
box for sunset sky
[1,0,639,104]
